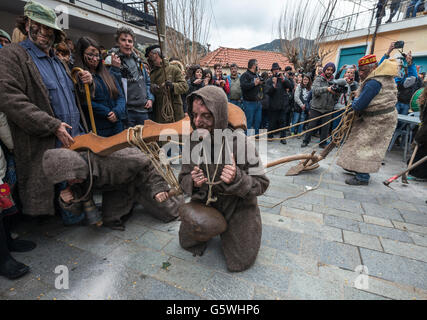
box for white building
[0,0,160,48]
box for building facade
[320,1,427,74]
[0,0,160,48]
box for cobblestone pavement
[1,138,427,300]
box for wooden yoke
[69,103,246,156]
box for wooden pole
[158,0,166,52]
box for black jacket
[265,75,293,111]
[397,81,417,104]
[240,70,261,101]
[260,83,270,110]
[187,78,205,96]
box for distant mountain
[251,39,284,52]
[251,38,315,53]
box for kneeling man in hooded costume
[178,86,270,272]
[42,148,183,230]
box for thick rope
[203,140,225,206]
[161,86,175,123]
[127,125,182,194]
[249,108,346,140]
[263,108,355,209]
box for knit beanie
[323,62,336,74]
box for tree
[277,0,339,73]
[165,0,211,65]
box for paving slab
[315,205,363,222]
[400,211,427,227]
[324,215,360,232]
[392,220,427,235]
[358,223,413,243]
[363,215,394,228]
[380,238,427,263]
[287,271,344,300]
[361,202,404,221]
[153,257,215,294]
[317,264,427,300]
[280,206,324,224]
[409,232,427,247]
[360,248,427,291]
[201,272,255,300]
[343,230,383,251]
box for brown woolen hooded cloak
[178,86,270,272]
[42,148,182,223]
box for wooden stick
[402,144,419,184]
[383,154,427,187]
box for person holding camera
[265,63,293,144]
[301,63,340,148]
[240,59,263,135]
[332,67,359,132]
[379,41,419,116]
[337,54,398,185]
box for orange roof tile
[200,47,294,71]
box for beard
[29,25,55,51]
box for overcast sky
[206,0,374,50]
[208,0,283,50]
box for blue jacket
[83,72,126,137]
[379,54,418,85]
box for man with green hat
[0,0,93,227]
[0,29,11,48]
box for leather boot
[0,218,30,279]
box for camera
[394,41,405,49]
[329,79,350,94]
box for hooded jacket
[42,148,181,223]
[179,86,270,272]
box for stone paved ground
[1,137,427,300]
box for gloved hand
[165,80,174,92]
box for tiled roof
[200,47,294,71]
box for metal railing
[67,0,158,28]
[320,0,426,38]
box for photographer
[240,59,263,135]
[332,67,359,131]
[265,63,293,144]
[379,41,419,116]
[301,63,340,148]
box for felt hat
[145,44,161,57]
[271,62,281,71]
[358,54,377,67]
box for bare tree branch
[277,0,339,73]
[165,0,211,65]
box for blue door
[337,45,368,76]
[413,56,427,74]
